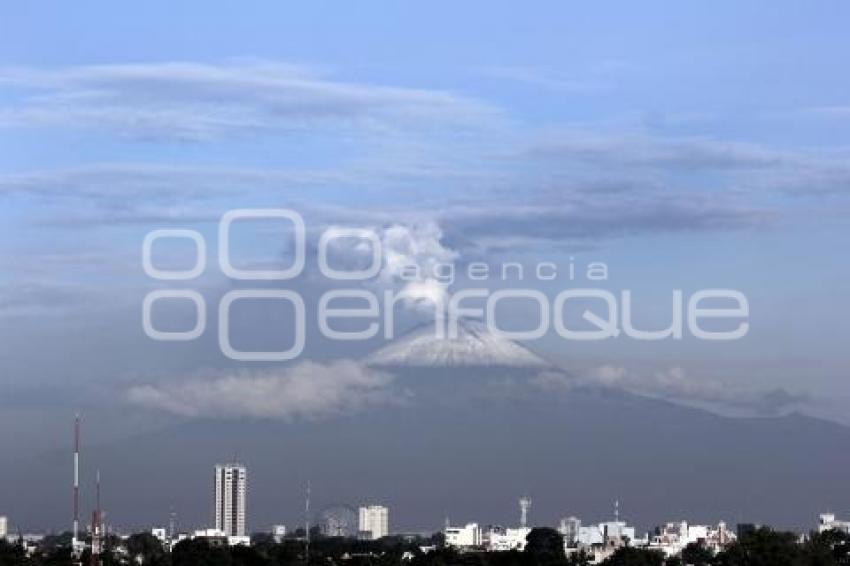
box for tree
[525,528,565,565]
[171,538,232,566]
[804,529,850,566]
[0,540,26,566]
[714,527,802,566]
[681,542,713,566]
[599,547,664,566]
[125,532,167,565]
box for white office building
[444,523,482,549]
[559,517,582,546]
[359,505,389,540]
[272,524,287,543]
[0,516,7,538]
[214,464,247,537]
[819,513,850,534]
[646,520,735,557]
[484,526,531,551]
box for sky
[1,0,850,532]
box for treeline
[1,526,848,566]
[411,528,850,566]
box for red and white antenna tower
[73,414,80,548]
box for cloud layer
[533,365,807,416]
[0,61,498,140]
[126,360,401,420]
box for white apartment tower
[358,505,389,540]
[214,464,247,537]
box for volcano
[367,318,550,369]
[6,321,850,536]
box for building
[358,505,389,540]
[192,528,250,547]
[0,516,7,538]
[151,528,167,543]
[558,517,640,563]
[819,513,850,534]
[214,464,247,537]
[574,520,635,547]
[272,525,287,543]
[444,523,482,549]
[646,520,735,557]
[484,526,531,551]
[558,517,581,546]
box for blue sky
[1,1,850,444]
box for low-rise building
[272,524,287,543]
[151,528,167,543]
[444,523,482,549]
[819,513,850,534]
[562,518,640,563]
[645,520,735,557]
[191,528,249,547]
[484,526,530,551]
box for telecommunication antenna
[519,496,532,529]
[614,499,620,523]
[90,470,102,566]
[72,414,80,550]
[305,481,311,563]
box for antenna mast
[90,470,102,566]
[73,414,80,551]
[305,481,311,564]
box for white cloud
[126,360,402,420]
[0,61,498,140]
[533,365,806,416]
[528,133,790,169]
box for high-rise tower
[358,505,389,540]
[214,464,247,537]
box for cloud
[440,196,773,250]
[0,282,95,318]
[125,360,402,420]
[0,61,499,140]
[525,132,850,197]
[532,365,807,416]
[3,64,846,253]
[0,163,351,201]
[581,365,808,415]
[0,161,776,255]
[528,133,791,170]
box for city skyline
[5,410,850,536]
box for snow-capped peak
[366,318,549,368]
